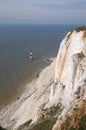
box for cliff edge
[0,27,86,130]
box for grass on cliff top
[74,26,86,32]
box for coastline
[0,57,55,110]
[0,57,56,129]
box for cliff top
[74,26,86,32]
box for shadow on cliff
[0,126,6,130]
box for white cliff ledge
[0,27,86,130]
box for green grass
[74,26,86,32]
[78,115,86,130]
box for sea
[0,24,81,107]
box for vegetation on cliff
[74,26,86,32]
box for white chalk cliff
[0,27,86,130]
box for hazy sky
[0,0,86,24]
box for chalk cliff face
[0,27,86,130]
[52,28,86,130]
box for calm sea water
[0,24,79,106]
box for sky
[0,0,86,24]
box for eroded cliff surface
[52,27,86,130]
[0,27,86,130]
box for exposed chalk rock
[0,27,86,130]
